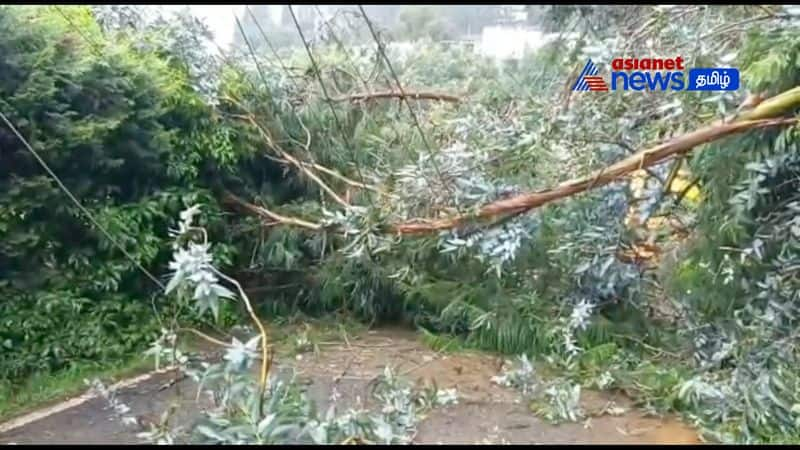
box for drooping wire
[233,13,271,94]
[233,9,360,213]
[244,5,302,93]
[312,6,372,87]
[309,6,446,217]
[356,5,462,214]
[287,5,378,210]
[46,4,244,336]
[0,111,166,291]
[52,5,105,57]
[231,9,307,129]
[310,6,409,162]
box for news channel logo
[572,57,739,92]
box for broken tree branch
[228,86,800,237]
[392,86,800,234]
[306,161,383,193]
[333,90,461,104]
[392,118,796,234]
[223,94,355,209]
[245,115,352,209]
[223,192,322,231]
[263,153,383,194]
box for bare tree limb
[223,192,323,231]
[245,115,353,209]
[392,86,800,234]
[263,153,383,194]
[222,94,355,209]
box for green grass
[0,314,369,423]
[0,356,151,421]
[0,329,222,421]
[266,312,369,355]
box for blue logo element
[688,68,739,91]
[571,59,609,92]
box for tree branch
[333,90,461,104]
[223,95,355,209]
[392,117,797,234]
[223,192,323,231]
[392,86,800,234]
[263,153,383,194]
[227,87,800,237]
[245,115,353,209]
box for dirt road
[0,328,701,444]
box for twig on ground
[333,90,461,104]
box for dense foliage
[2,4,800,444]
[0,5,245,381]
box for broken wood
[224,96,356,209]
[247,116,352,209]
[228,86,800,236]
[392,86,800,234]
[391,116,797,234]
[223,192,322,231]
[333,90,461,104]
[264,153,383,194]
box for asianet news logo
[572,57,739,92]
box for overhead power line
[0,111,166,291]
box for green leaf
[196,425,228,442]
[257,413,276,436]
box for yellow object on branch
[669,177,701,203]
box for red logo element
[572,59,609,92]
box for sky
[159,4,246,48]
[154,4,536,54]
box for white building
[478,25,572,61]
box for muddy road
[0,328,701,445]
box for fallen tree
[392,115,799,234]
[391,86,800,233]
[230,86,800,236]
